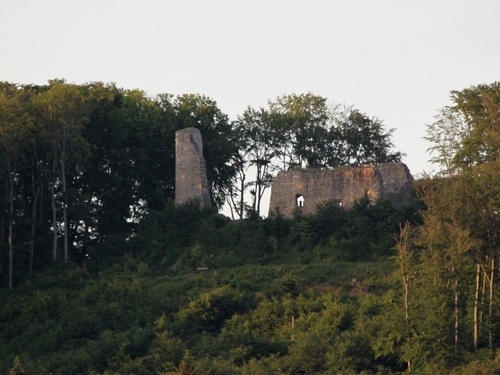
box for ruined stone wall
[377,163,414,205]
[268,163,413,217]
[175,128,212,207]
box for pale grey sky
[2,0,499,178]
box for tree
[232,107,279,217]
[14,85,45,276]
[417,200,477,352]
[425,106,468,176]
[33,81,90,262]
[451,83,500,168]
[266,94,402,171]
[395,223,416,371]
[332,106,402,167]
[175,351,196,375]
[0,83,25,288]
[9,356,25,375]
[0,83,41,286]
[224,137,248,219]
[78,85,175,249]
[422,82,500,351]
[121,89,173,215]
[77,82,132,247]
[268,93,331,170]
[177,285,247,334]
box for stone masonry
[175,128,212,207]
[269,162,413,217]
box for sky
[1,0,499,213]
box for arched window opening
[296,194,305,207]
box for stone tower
[175,127,212,207]
[268,162,413,217]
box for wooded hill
[0,81,499,374]
[0,81,402,285]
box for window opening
[296,194,305,207]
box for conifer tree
[9,356,25,375]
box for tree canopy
[0,81,238,284]
[228,93,403,218]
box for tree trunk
[61,155,69,262]
[473,262,480,351]
[256,175,262,216]
[238,170,245,219]
[404,269,411,375]
[0,216,4,275]
[29,204,36,275]
[28,165,40,276]
[8,214,13,289]
[51,159,58,260]
[488,257,494,348]
[478,262,488,344]
[396,224,412,372]
[8,175,14,289]
[454,279,459,352]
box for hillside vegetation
[2,198,420,374]
[1,193,500,374]
[1,81,499,374]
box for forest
[0,80,499,374]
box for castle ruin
[269,163,413,217]
[175,128,212,207]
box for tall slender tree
[0,83,30,287]
[33,81,90,262]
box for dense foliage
[0,198,421,375]
[396,82,500,370]
[0,81,498,374]
[0,81,238,285]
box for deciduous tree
[33,81,90,262]
[232,107,279,217]
[421,82,499,352]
